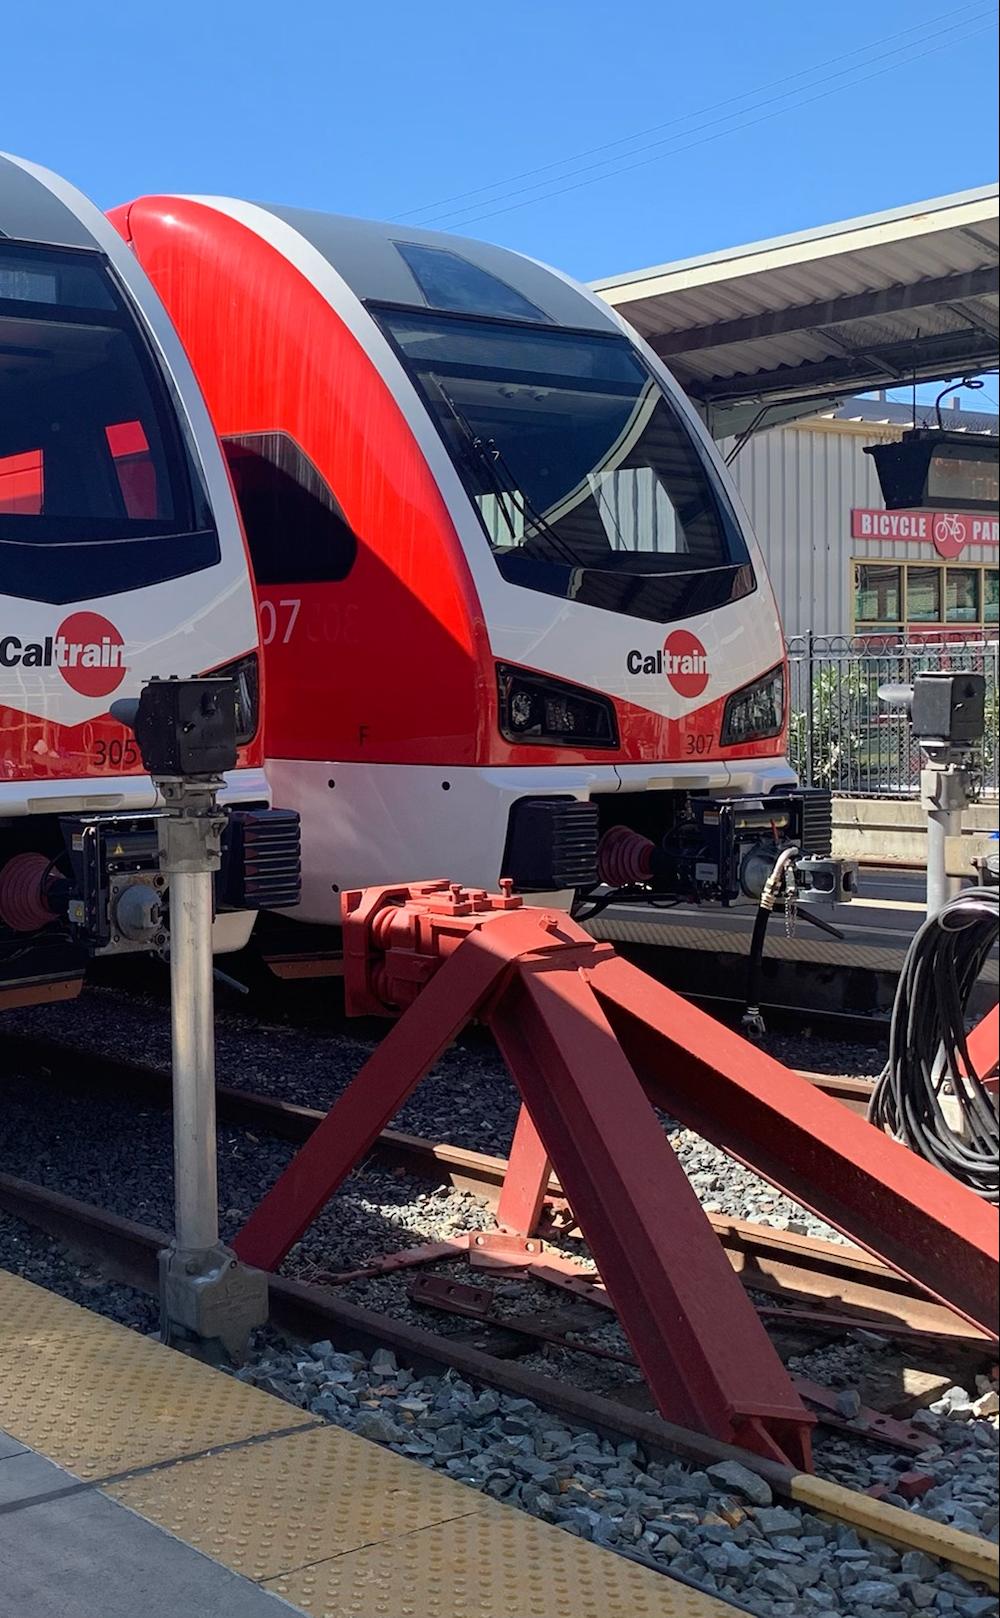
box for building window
[855,563,901,627]
[854,560,997,634]
[946,567,980,624]
[222,431,357,586]
[905,565,941,623]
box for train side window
[222,432,357,585]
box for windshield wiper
[431,379,519,545]
[430,378,578,566]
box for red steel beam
[234,920,514,1270]
[588,952,999,1338]
[233,886,996,1465]
[235,908,603,1270]
[496,1105,551,1236]
[489,959,813,1466]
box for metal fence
[787,634,999,798]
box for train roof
[0,153,100,248]
[190,198,621,336]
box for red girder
[234,881,999,1469]
[586,951,997,1338]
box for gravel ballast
[230,1339,1000,1618]
[1,983,997,1617]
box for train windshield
[0,241,218,605]
[376,307,754,625]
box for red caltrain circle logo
[54,612,127,697]
[662,629,709,697]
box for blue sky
[4,0,996,285]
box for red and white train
[0,155,298,1010]
[110,196,832,930]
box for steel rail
[2,1029,986,1342]
[0,1167,996,1595]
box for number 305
[93,738,139,769]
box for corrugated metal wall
[721,420,900,638]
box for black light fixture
[864,378,999,513]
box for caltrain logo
[0,611,127,698]
[626,630,710,697]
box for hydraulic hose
[868,888,999,1201]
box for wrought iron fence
[786,633,999,798]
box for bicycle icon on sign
[933,513,966,557]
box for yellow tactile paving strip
[0,1268,313,1476]
[108,1424,487,1579]
[261,1511,719,1618]
[0,1270,739,1616]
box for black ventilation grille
[502,797,600,893]
[797,789,834,857]
[223,808,301,911]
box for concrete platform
[0,1437,295,1617]
[0,1269,737,1618]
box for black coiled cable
[868,888,999,1201]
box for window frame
[372,300,757,627]
[852,558,999,635]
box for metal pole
[922,761,967,918]
[804,632,815,788]
[169,867,219,1252]
[156,773,267,1359]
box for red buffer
[235,883,1000,1468]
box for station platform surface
[0,1268,738,1618]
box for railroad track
[0,1027,982,1349]
[2,1022,997,1541]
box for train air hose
[741,845,800,1039]
[868,888,999,1203]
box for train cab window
[0,241,218,605]
[376,306,754,626]
[0,448,43,515]
[222,432,357,585]
[106,419,158,519]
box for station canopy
[591,186,999,439]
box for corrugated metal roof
[591,187,999,423]
[827,395,999,435]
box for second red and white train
[110,195,831,926]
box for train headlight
[211,653,260,746]
[497,664,619,748]
[720,664,784,747]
